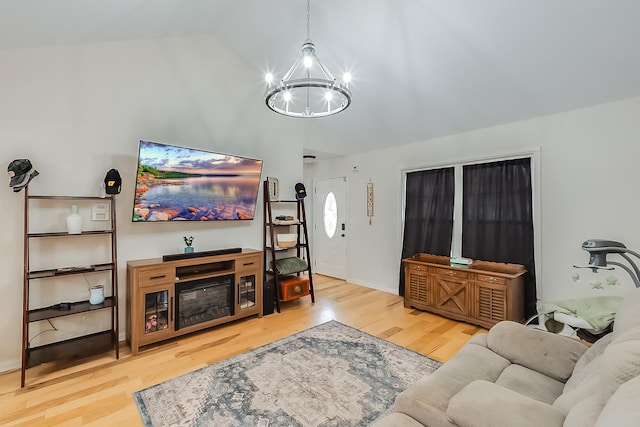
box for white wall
[0,35,306,372]
[306,97,640,303]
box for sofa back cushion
[600,326,640,400]
[569,333,612,383]
[563,394,605,427]
[554,363,601,415]
[595,375,640,427]
[611,288,640,341]
[559,326,640,422]
[487,321,587,382]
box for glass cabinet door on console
[144,289,170,334]
[138,286,175,343]
[238,273,257,310]
[235,253,262,316]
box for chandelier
[265,0,352,118]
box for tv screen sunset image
[133,140,263,222]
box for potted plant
[183,236,195,253]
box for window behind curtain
[399,167,455,295]
[462,158,537,318]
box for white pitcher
[89,285,105,305]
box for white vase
[66,204,82,234]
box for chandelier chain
[306,0,311,42]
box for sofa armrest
[487,321,588,382]
[447,380,565,427]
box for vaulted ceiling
[2,0,640,158]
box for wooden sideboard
[127,249,263,355]
[403,253,526,329]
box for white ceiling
[2,0,640,158]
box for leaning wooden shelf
[20,189,119,387]
[262,181,315,313]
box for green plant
[183,236,194,247]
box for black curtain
[461,158,537,318]
[399,168,455,295]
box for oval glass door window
[323,192,338,238]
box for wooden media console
[126,248,263,355]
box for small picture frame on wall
[267,176,279,201]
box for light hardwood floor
[0,275,486,426]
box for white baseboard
[346,277,399,295]
[0,358,20,374]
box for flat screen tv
[132,140,263,222]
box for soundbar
[162,247,242,262]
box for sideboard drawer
[476,274,506,285]
[407,263,427,272]
[434,267,469,279]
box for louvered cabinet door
[472,272,525,328]
[404,264,431,310]
[474,279,507,325]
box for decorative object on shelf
[183,236,195,253]
[573,239,640,288]
[89,285,105,305]
[295,182,307,200]
[279,276,310,301]
[367,179,374,225]
[264,0,352,118]
[145,314,160,333]
[450,256,473,266]
[277,233,297,248]
[272,256,308,275]
[7,158,39,193]
[99,182,107,198]
[267,176,279,201]
[66,204,82,234]
[91,202,110,221]
[104,168,122,195]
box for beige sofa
[373,288,640,427]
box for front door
[313,177,347,279]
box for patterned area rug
[134,320,441,426]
